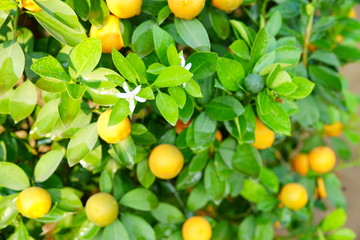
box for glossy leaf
[0,162,29,190]
[120,188,159,211]
[34,150,64,182]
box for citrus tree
[0,0,359,239]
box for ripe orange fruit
[215,130,222,142]
[291,153,309,176]
[149,144,184,179]
[97,110,131,143]
[89,15,124,53]
[174,119,192,134]
[168,0,206,20]
[316,177,327,199]
[252,118,275,150]
[16,187,52,219]
[279,183,308,210]
[182,216,212,240]
[22,0,42,12]
[212,0,243,12]
[309,146,336,174]
[85,192,119,227]
[335,35,343,43]
[106,0,142,19]
[323,121,343,137]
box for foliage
[0,0,359,239]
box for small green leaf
[209,8,230,40]
[321,208,347,232]
[153,24,175,65]
[132,20,155,57]
[185,79,203,97]
[9,80,37,122]
[157,5,171,25]
[187,52,218,80]
[186,183,209,211]
[0,194,18,229]
[0,162,29,191]
[48,188,83,212]
[34,150,64,182]
[112,49,138,83]
[153,66,193,88]
[288,77,315,99]
[204,160,227,203]
[216,57,245,91]
[136,160,155,189]
[328,228,356,240]
[156,91,178,126]
[168,87,186,109]
[266,11,282,36]
[122,213,156,240]
[151,203,185,224]
[250,28,269,66]
[240,179,270,204]
[205,96,244,121]
[232,144,262,177]
[31,55,70,82]
[120,188,159,211]
[58,92,81,125]
[103,220,130,240]
[65,83,87,100]
[78,220,101,240]
[36,99,59,135]
[230,39,250,60]
[109,99,130,127]
[111,137,136,169]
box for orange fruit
[348,8,356,18]
[168,0,206,20]
[309,146,336,174]
[279,183,308,210]
[291,153,309,176]
[252,118,275,150]
[335,35,343,43]
[149,144,184,179]
[316,177,327,199]
[274,221,281,229]
[97,110,131,143]
[85,192,118,227]
[89,15,124,53]
[174,119,192,134]
[16,187,52,219]
[22,0,42,12]
[106,0,142,19]
[215,130,222,142]
[323,121,343,137]
[212,0,243,12]
[182,216,212,240]
[308,43,318,53]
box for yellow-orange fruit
[317,177,327,199]
[85,192,118,227]
[89,15,124,53]
[16,187,52,219]
[182,216,212,240]
[174,119,192,134]
[22,0,42,12]
[106,0,142,19]
[279,183,308,210]
[348,8,356,18]
[168,0,206,20]
[212,0,243,12]
[149,144,184,179]
[309,146,336,174]
[291,153,309,176]
[97,110,131,143]
[252,118,275,150]
[215,130,223,142]
[323,121,343,137]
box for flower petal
[129,99,135,113]
[180,55,186,67]
[116,92,132,98]
[123,82,130,93]
[135,96,147,102]
[185,63,192,71]
[132,85,142,95]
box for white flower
[180,55,192,88]
[116,82,146,113]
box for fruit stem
[302,1,318,66]
[164,181,190,217]
[12,8,20,40]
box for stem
[260,0,269,29]
[302,2,317,66]
[164,181,190,217]
[234,117,241,142]
[12,9,20,40]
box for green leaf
[37,207,68,223]
[151,203,185,224]
[232,144,262,177]
[65,83,87,100]
[186,183,209,211]
[194,112,217,148]
[240,179,270,204]
[100,171,113,194]
[187,52,218,80]
[58,92,81,125]
[274,46,301,66]
[0,162,29,190]
[156,91,178,126]
[288,77,315,99]
[126,53,148,84]
[112,49,138,83]
[34,150,64,182]
[157,5,171,25]
[81,68,120,89]
[274,81,298,97]
[250,28,269,66]
[103,220,130,240]
[253,52,275,74]
[34,0,87,46]
[9,80,37,123]
[230,39,250,60]
[89,0,109,28]
[0,194,18,229]
[230,20,252,46]
[175,18,211,52]
[204,160,227,203]
[120,188,159,211]
[309,50,341,67]
[132,20,154,57]
[67,123,98,167]
[153,66,193,88]
[36,99,59,135]
[259,168,279,193]
[185,79,203,97]
[31,56,71,82]
[328,228,356,240]
[0,0,17,10]
[266,11,282,36]
[238,216,256,240]
[309,65,342,91]
[122,213,156,240]
[205,96,244,121]
[74,0,90,21]
[153,24,175,65]
[168,87,186,109]
[78,220,101,239]
[321,208,347,232]
[0,41,24,95]
[136,160,155,189]
[209,8,230,40]
[109,99,130,127]
[69,38,102,78]
[47,188,83,212]
[216,57,245,91]
[111,137,136,169]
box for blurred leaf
[153,66,193,88]
[77,220,101,239]
[238,215,256,240]
[328,228,356,240]
[48,188,83,212]
[321,208,347,232]
[36,99,59,135]
[103,219,130,240]
[112,50,138,83]
[74,0,90,21]
[122,213,156,240]
[309,50,341,67]
[309,65,342,91]
[259,167,279,193]
[209,8,230,40]
[89,0,109,28]
[0,161,30,191]
[120,188,159,211]
[153,24,175,65]
[205,96,244,121]
[240,179,270,204]
[186,183,209,211]
[111,137,136,169]
[156,91,178,126]
[288,77,315,99]
[67,123,98,167]
[266,11,282,36]
[0,194,18,229]
[232,144,262,177]
[100,170,113,193]
[132,20,155,57]
[250,28,268,66]
[204,160,227,203]
[34,150,64,182]
[9,80,37,122]
[216,57,245,91]
[151,203,185,224]
[136,160,155,188]
[31,56,71,82]
[187,52,218,80]
[175,18,211,52]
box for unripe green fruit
[243,73,264,94]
